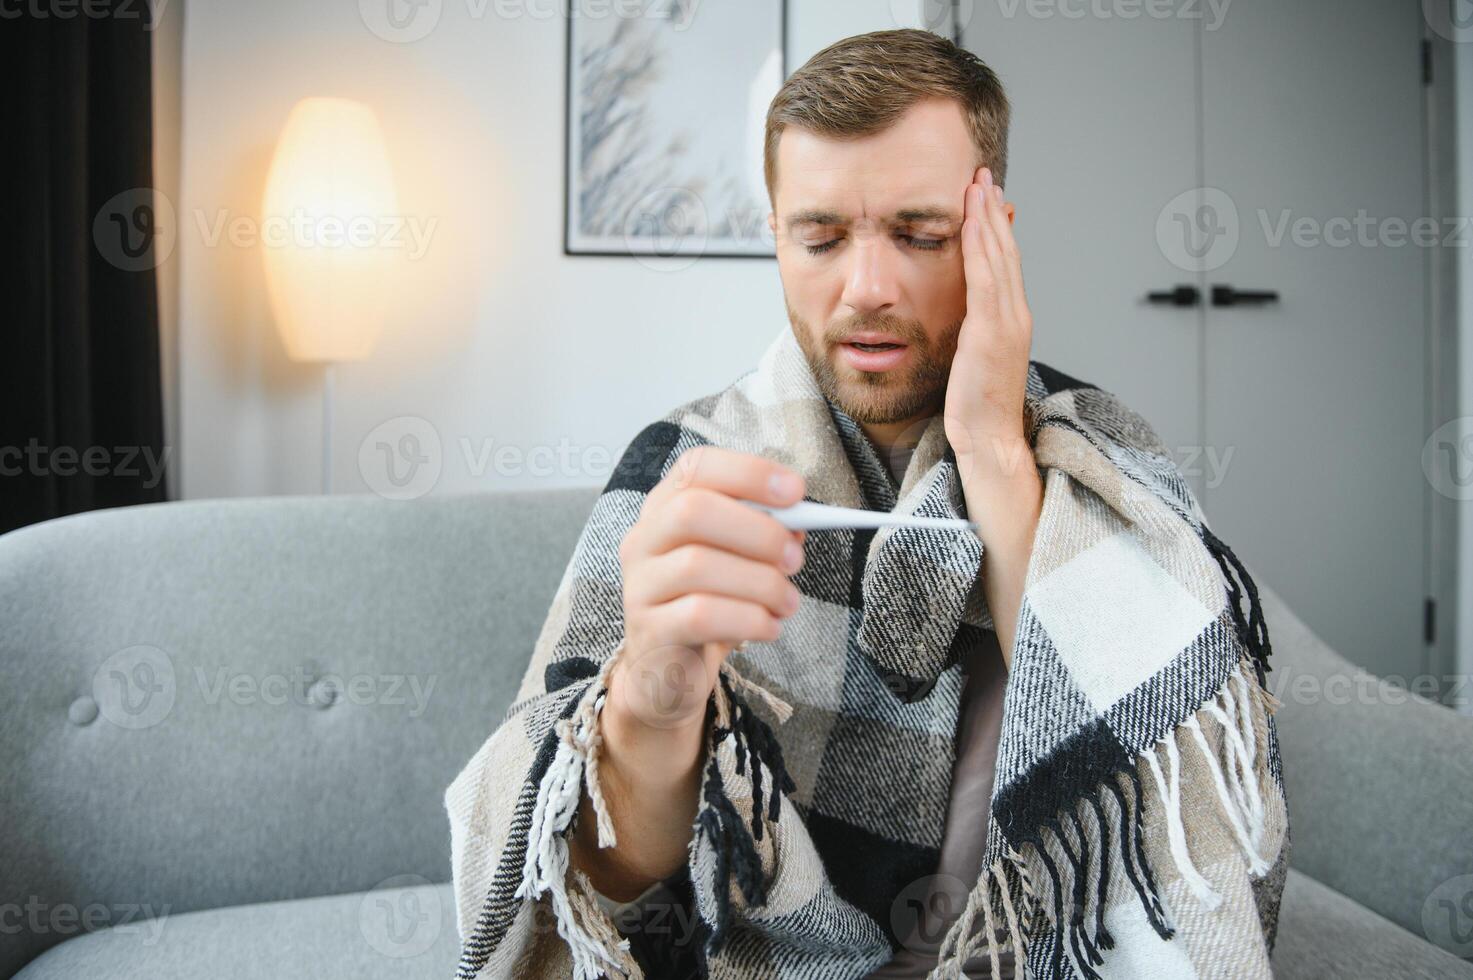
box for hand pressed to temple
[945,166,1043,672]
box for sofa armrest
[1260,579,1473,957]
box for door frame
[1425,27,1463,710]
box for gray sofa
[3,489,1471,978]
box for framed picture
[564,0,788,260]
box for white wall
[176,0,949,500]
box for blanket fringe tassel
[1200,523,1274,685]
[931,654,1278,979]
[691,671,797,958]
[514,664,639,980]
[515,657,797,975]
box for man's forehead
[771,95,978,213]
[774,117,975,221]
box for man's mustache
[823,314,930,346]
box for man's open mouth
[836,334,911,372]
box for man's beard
[788,306,961,426]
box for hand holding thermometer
[747,500,978,533]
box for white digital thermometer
[748,500,978,533]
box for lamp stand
[321,362,335,494]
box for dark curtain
[0,1,169,536]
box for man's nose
[840,231,901,314]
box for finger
[647,445,804,512]
[631,544,802,619]
[633,487,804,570]
[651,593,783,648]
[975,183,1015,322]
[983,180,1017,263]
[985,183,1028,315]
[962,185,997,317]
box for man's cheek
[914,268,967,325]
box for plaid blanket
[444,328,1290,979]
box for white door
[962,1,1430,679]
[1197,0,1428,680]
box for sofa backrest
[0,488,599,976]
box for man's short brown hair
[763,29,1011,202]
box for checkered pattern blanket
[444,328,1290,979]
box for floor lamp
[261,97,399,493]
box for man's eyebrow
[893,206,961,224]
[785,209,846,226]
[783,207,962,226]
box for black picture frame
[563,0,790,260]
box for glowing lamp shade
[261,97,399,363]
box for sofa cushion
[14,880,459,979]
[1271,869,1473,979]
[19,868,1471,979]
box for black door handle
[1146,285,1201,307]
[1211,284,1279,307]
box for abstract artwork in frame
[564,0,787,260]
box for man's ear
[767,211,777,236]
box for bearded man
[446,28,1289,980]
